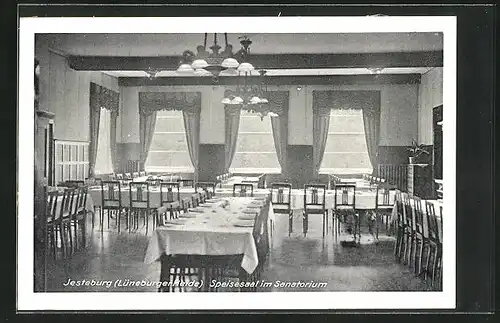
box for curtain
[312,91,332,178]
[313,90,381,175]
[88,83,101,178]
[139,91,201,173]
[183,109,200,182]
[268,91,289,174]
[94,108,114,175]
[109,91,119,173]
[89,82,120,177]
[224,105,241,172]
[139,111,157,170]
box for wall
[120,83,419,146]
[418,67,443,144]
[118,82,420,176]
[36,38,119,142]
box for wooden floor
[44,210,432,292]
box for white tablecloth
[144,197,273,274]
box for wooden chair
[374,183,396,239]
[132,172,140,178]
[158,182,181,225]
[57,188,77,258]
[100,181,124,233]
[129,182,155,234]
[332,184,357,241]
[425,202,442,289]
[176,178,194,188]
[412,196,427,276]
[401,192,415,266]
[271,183,293,236]
[116,174,124,181]
[302,184,327,237]
[46,191,62,259]
[195,182,217,199]
[71,186,89,250]
[139,171,146,177]
[233,183,254,197]
[394,190,408,261]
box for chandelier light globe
[231,96,244,105]
[192,59,209,70]
[237,62,255,72]
[176,63,194,73]
[260,98,269,104]
[249,96,262,104]
[221,57,240,69]
[221,98,232,104]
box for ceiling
[41,32,443,56]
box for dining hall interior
[33,31,445,293]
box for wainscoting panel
[286,145,314,189]
[198,144,225,182]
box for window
[230,110,281,173]
[145,110,193,172]
[320,109,372,174]
[94,107,114,175]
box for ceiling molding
[68,51,443,71]
[118,74,421,87]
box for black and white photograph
[18,14,458,311]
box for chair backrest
[401,192,414,229]
[375,182,396,208]
[74,186,88,213]
[59,188,77,219]
[425,201,440,243]
[176,178,194,188]
[253,198,270,260]
[304,184,326,210]
[333,184,356,209]
[271,183,292,207]
[101,181,122,208]
[124,173,132,179]
[139,171,146,177]
[129,182,150,209]
[394,190,404,225]
[46,191,59,221]
[195,182,217,196]
[412,196,425,234]
[233,183,254,197]
[132,172,140,178]
[160,182,180,205]
[116,174,124,180]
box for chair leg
[288,211,293,236]
[302,211,308,237]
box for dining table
[144,196,273,275]
[220,176,261,189]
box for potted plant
[407,139,429,164]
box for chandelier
[177,33,255,77]
[221,69,278,120]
